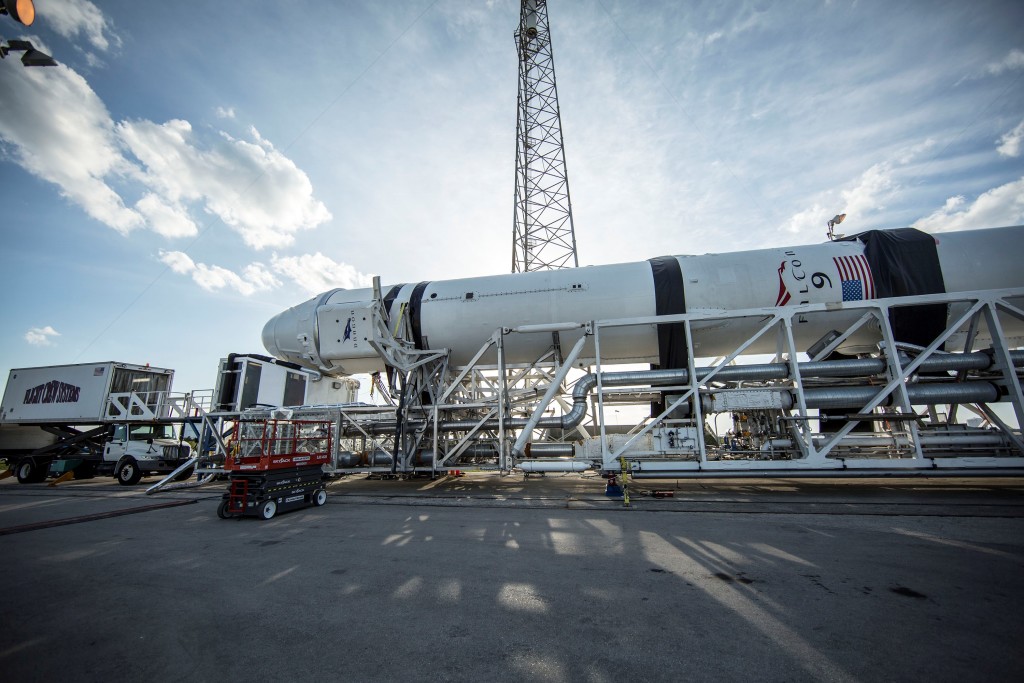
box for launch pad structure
[215,284,1024,482]
[140,5,1017,487]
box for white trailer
[1,361,173,424]
[212,353,358,412]
[0,362,195,485]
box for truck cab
[105,423,192,485]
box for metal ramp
[140,390,228,494]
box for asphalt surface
[0,473,1022,682]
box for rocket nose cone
[261,315,281,357]
[261,295,324,371]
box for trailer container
[0,362,193,484]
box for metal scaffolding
[251,286,1024,479]
[512,0,578,273]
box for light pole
[1,0,57,67]
[826,213,846,241]
[0,0,35,26]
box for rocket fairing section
[262,225,1024,377]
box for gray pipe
[802,382,1000,410]
[526,442,576,457]
[762,432,1008,451]
[628,469,1024,480]
[352,350,1022,435]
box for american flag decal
[833,254,875,301]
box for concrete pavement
[0,474,1022,681]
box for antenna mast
[512,0,578,273]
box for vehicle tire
[116,457,143,486]
[173,464,196,482]
[16,458,43,484]
[259,500,277,520]
[312,489,327,506]
[217,499,230,519]
[73,462,96,480]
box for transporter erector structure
[261,225,1024,477]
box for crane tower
[512,0,578,273]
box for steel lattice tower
[512,0,578,273]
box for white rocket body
[262,226,1024,376]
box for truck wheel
[312,489,327,506]
[259,500,277,520]
[73,463,96,480]
[216,500,230,519]
[16,459,45,484]
[173,464,196,482]
[116,458,143,486]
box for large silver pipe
[519,461,591,473]
[802,382,1000,410]
[526,442,576,457]
[627,469,1024,479]
[547,352,1021,427]
[354,350,1023,435]
[447,442,574,457]
[761,432,1009,451]
[579,350,1022,386]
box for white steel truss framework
[191,289,1024,480]
[587,288,1024,476]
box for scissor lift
[217,417,331,520]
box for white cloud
[783,203,825,235]
[0,57,143,233]
[158,250,280,296]
[997,120,1024,158]
[270,253,374,294]
[984,49,1024,76]
[912,177,1024,233]
[778,139,939,240]
[119,120,332,249]
[160,250,197,274]
[43,0,121,52]
[781,164,897,238]
[158,250,371,297]
[136,194,198,238]
[191,262,277,296]
[242,263,282,292]
[215,106,236,119]
[25,326,60,346]
[0,57,330,247]
[840,162,897,217]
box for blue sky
[1,0,1022,396]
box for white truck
[0,362,194,485]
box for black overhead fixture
[1,0,35,26]
[2,1,57,67]
[1,37,56,66]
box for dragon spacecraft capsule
[262,225,1024,376]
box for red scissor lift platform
[217,417,332,520]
